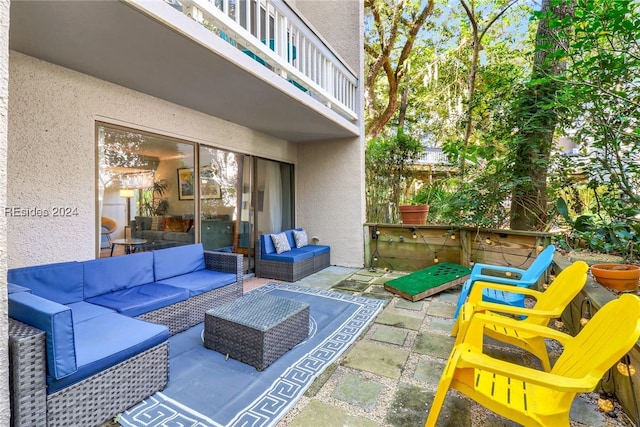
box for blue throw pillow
[271,233,291,254]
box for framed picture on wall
[177,168,195,200]
[200,165,222,199]
[201,180,222,199]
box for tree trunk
[510,0,574,230]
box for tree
[508,0,574,230]
[457,0,521,178]
[364,0,435,139]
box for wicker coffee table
[204,294,309,370]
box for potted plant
[590,263,640,292]
[139,180,170,217]
[399,203,429,224]
[399,183,434,225]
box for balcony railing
[416,148,451,165]
[177,0,359,122]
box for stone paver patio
[274,266,628,427]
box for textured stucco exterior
[7,51,297,267]
[289,0,365,267]
[1,0,10,424]
[286,0,362,73]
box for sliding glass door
[198,150,294,273]
[98,123,294,273]
[97,124,195,255]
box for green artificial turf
[385,263,471,296]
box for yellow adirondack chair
[426,293,640,427]
[451,261,588,371]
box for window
[97,124,195,255]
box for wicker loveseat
[7,244,243,427]
[256,229,330,282]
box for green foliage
[365,132,424,223]
[557,189,640,261]
[545,0,640,259]
[138,180,169,217]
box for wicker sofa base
[47,343,169,427]
[9,319,170,427]
[256,255,315,282]
[313,251,330,272]
[9,319,47,427]
[255,238,330,282]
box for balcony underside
[9,0,359,143]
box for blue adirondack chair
[452,245,556,321]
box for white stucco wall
[289,0,365,267]
[0,1,10,424]
[286,0,361,73]
[8,51,296,268]
[297,139,365,267]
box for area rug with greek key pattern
[119,282,385,427]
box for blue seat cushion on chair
[8,292,77,380]
[47,312,169,393]
[67,301,116,323]
[7,283,32,294]
[156,270,237,297]
[8,261,84,304]
[153,243,205,281]
[296,245,330,255]
[261,248,314,263]
[83,252,155,298]
[86,283,189,317]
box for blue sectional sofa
[256,229,330,282]
[7,244,243,427]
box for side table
[204,294,309,370]
[110,238,148,256]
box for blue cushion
[296,245,330,256]
[8,261,84,304]
[7,283,32,294]
[153,244,205,281]
[85,283,189,317]
[156,270,237,297]
[67,301,116,323]
[260,248,315,263]
[83,252,155,298]
[284,229,297,248]
[47,313,169,392]
[8,292,77,380]
[260,234,276,255]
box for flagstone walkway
[267,266,634,427]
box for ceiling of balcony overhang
[9,0,359,143]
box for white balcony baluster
[179,0,358,122]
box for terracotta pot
[399,205,429,225]
[591,264,640,292]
